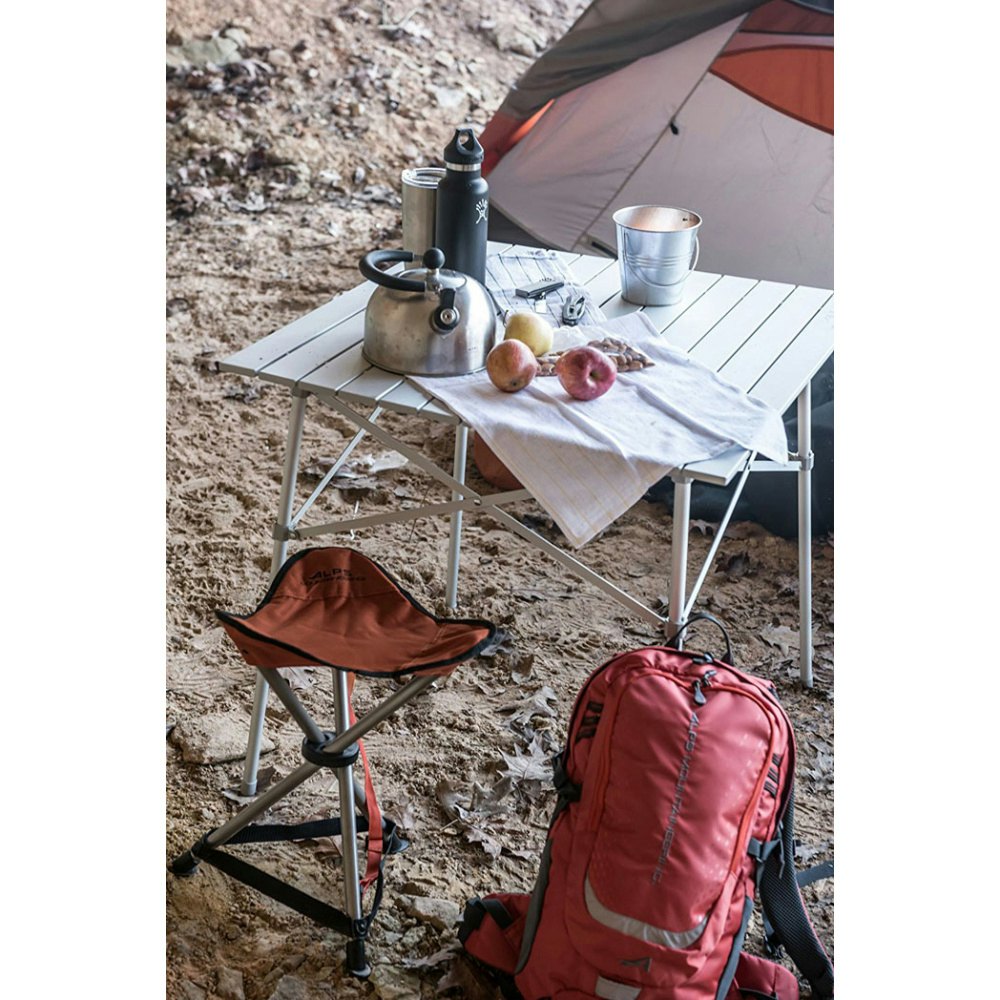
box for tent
[482,0,833,289]
[480,0,834,537]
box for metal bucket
[401,167,445,269]
[613,205,702,306]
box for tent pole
[797,382,814,688]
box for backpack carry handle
[668,612,733,664]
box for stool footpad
[170,850,200,876]
[170,833,212,876]
[345,939,371,979]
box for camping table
[222,242,834,795]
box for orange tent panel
[711,45,833,134]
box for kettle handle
[360,249,434,293]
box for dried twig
[380,2,422,33]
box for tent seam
[576,13,752,253]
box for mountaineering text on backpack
[459,615,833,999]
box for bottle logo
[475,198,488,224]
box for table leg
[668,475,692,647]
[797,382,814,688]
[445,424,468,610]
[240,390,309,797]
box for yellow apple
[504,310,554,357]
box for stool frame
[172,662,437,979]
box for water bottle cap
[443,127,483,167]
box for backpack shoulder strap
[796,858,834,888]
[514,754,581,974]
[758,790,835,999]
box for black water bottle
[434,127,489,284]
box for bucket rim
[613,204,702,232]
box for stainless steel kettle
[360,247,497,377]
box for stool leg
[333,668,370,979]
[445,424,468,610]
[241,391,309,796]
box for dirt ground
[165,3,834,998]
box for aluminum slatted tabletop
[222,242,833,796]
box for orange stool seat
[217,547,495,676]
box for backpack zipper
[691,668,717,706]
[687,668,785,873]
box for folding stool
[171,546,495,978]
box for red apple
[555,346,617,400]
[486,339,539,393]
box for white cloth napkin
[411,313,788,549]
[485,249,606,327]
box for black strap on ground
[758,792,835,999]
[195,815,393,943]
[198,847,363,938]
[226,815,370,845]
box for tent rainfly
[481,0,834,289]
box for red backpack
[459,615,833,999]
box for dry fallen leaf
[223,383,260,403]
[462,824,503,859]
[352,450,409,474]
[510,654,535,682]
[471,776,513,815]
[479,629,515,658]
[384,794,418,834]
[402,942,461,970]
[718,551,753,578]
[499,686,557,728]
[279,665,316,691]
[761,625,799,658]
[435,778,471,822]
[435,953,499,996]
[500,741,552,784]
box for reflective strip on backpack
[595,975,642,999]
[584,876,707,949]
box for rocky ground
[165,3,834,998]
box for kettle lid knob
[422,247,445,270]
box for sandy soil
[165,4,834,998]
